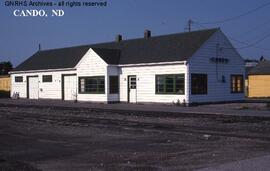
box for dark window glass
[155,74,185,94]
[15,76,23,82]
[42,75,52,82]
[109,76,119,94]
[191,74,207,95]
[165,75,174,93]
[231,75,244,93]
[175,75,185,94]
[129,77,136,89]
[79,76,105,94]
[156,75,165,93]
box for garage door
[28,76,39,99]
[63,75,77,101]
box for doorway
[128,75,137,103]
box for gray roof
[92,48,120,65]
[14,28,218,71]
[249,60,270,75]
[14,46,90,71]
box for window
[109,76,119,94]
[156,74,185,94]
[42,75,52,82]
[15,76,23,82]
[191,74,207,95]
[129,77,136,89]
[231,75,244,93]
[79,76,105,94]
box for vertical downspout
[185,61,190,104]
[106,65,109,103]
[216,43,219,81]
[38,76,40,99]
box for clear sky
[1,0,270,67]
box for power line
[228,36,270,51]
[235,31,270,50]
[192,21,270,51]
[198,1,270,24]
[233,19,270,37]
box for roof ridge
[92,47,121,50]
[38,45,90,53]
[38,28,219,52]
[90,28,219,46]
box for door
[27,76,39,99]
[63,75,77,101]
[128,75,137,103]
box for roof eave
[9,67,76,74]
[117,61,187,67]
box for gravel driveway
[0,103,270,170]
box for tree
[0,61,13,75]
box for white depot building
[10,28,245,104]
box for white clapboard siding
[39,70,76,99]
[188,29,245,103]
[11,70,77,99]
[119,64,187,103]
[76,49,109,102]
[11,74,27,98]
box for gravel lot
[0,103,270,171]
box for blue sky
[1,0,270,66]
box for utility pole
[185,19,193,32]
[38,44,41,51]
[188,19,192,32]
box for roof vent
[144,30,151,39]
[115,34,122,42]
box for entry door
[128,76,137,103]
[28,76,39,99]
[63,75,77,101]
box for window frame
[155,74,185,95]
[191,74,208,95]
[15,76,23,83]
[78,76,105,94]
[109,76,119,94]
[231,74,244,93]
[42,75,53,83]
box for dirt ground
[0,103,270,171]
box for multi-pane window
[156,74,185,94]
[191,74,207,95]
[42,75,52,82]
[15,76,23,82]
[109,76,119,94]
[231,75,244,93]
[129,77,136,89]
[79,76,105,94]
